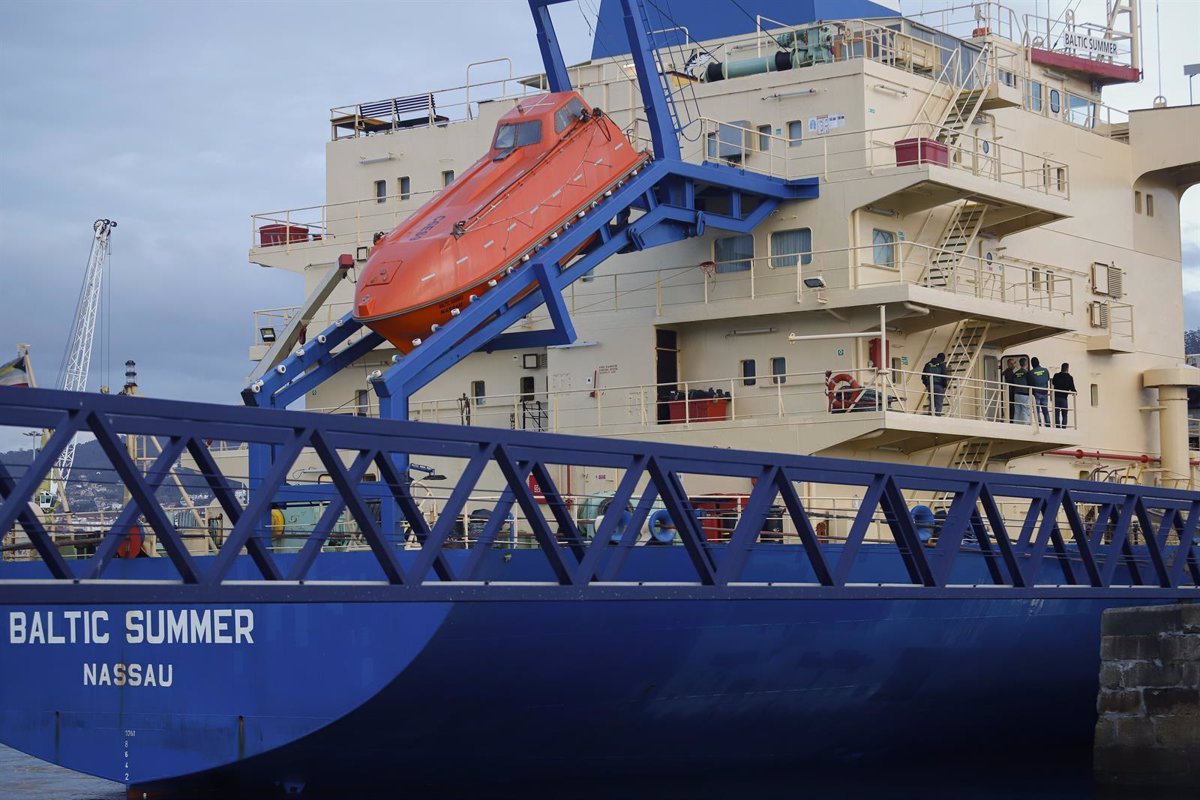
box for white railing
[359,365,1079,436]
[1090,300,1135,346]
[253,301,356,346]
[250,186,445,255]
[250,239,1079,350]
[624,117,1070,198]
[549,242,1076,319]
[906,2,1136,69]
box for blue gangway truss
[2,388,1200,604]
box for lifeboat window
[494,120,543,150]
[554,97,588,133]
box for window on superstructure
[872,229,896,268]
[741,359,757,386]
[442,170,455,187]
[520,375,536,402]
[1090,383,1099,407]
[375,180,387,203]
[1056,167,1067,192]
[999,69,1016,88]
[770,228,813,268]
[471,380,486,406]
[494,120,543,149]
[714,234,753,273]
[1067,94,1095,128]
[355,389,370,417]
[1028,81,1043,113]
[757,124,772,151]
[1146,193,1155,217]
[1049,89,1061,116]
[770,357,787,384]
[399,176,411,200]
[1134,191,1143,214]
[787,120,803,147]
[554,98,587,133]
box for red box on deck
[259,224,310,247]
[894,137,949,167]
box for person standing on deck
[922,353,948,416]
[1011,357,1030,424]
[1028,357,1051,426]
[1002,358,1018,422]
[1052,363,1077,428]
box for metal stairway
[932,439,995,509]
[915,318,989,415]
[934,46,990,146]
[948,439,993,471]
[921,202,987,288]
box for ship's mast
[53,218,116,489]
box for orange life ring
[117,524,143,559]
[825,373,863,411]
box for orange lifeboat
[354,91,649,352]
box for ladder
[922,202,986,289]
[943,319,990,411]
[934,45,991,147]
[635,0,696,140]
[949,439,993,471]
[915,319,990,415]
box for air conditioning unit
[1089,300,1109,328]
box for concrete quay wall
[1095,603,1200,791]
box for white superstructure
[244,1,1200,503]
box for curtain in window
[770,228,812,268]
[872,229,896,267]
[715,234,754,273]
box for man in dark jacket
[1028,357,1051,426]
[922,353,948,416]
[1001,358,1018,422]
[1051,363,1077,428]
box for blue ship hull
[0,546,1168,796]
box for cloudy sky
[0,0,1196,434]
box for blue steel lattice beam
[6,389,1200,598]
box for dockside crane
[51,219,117,505]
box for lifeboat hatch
[365,260,403,287]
